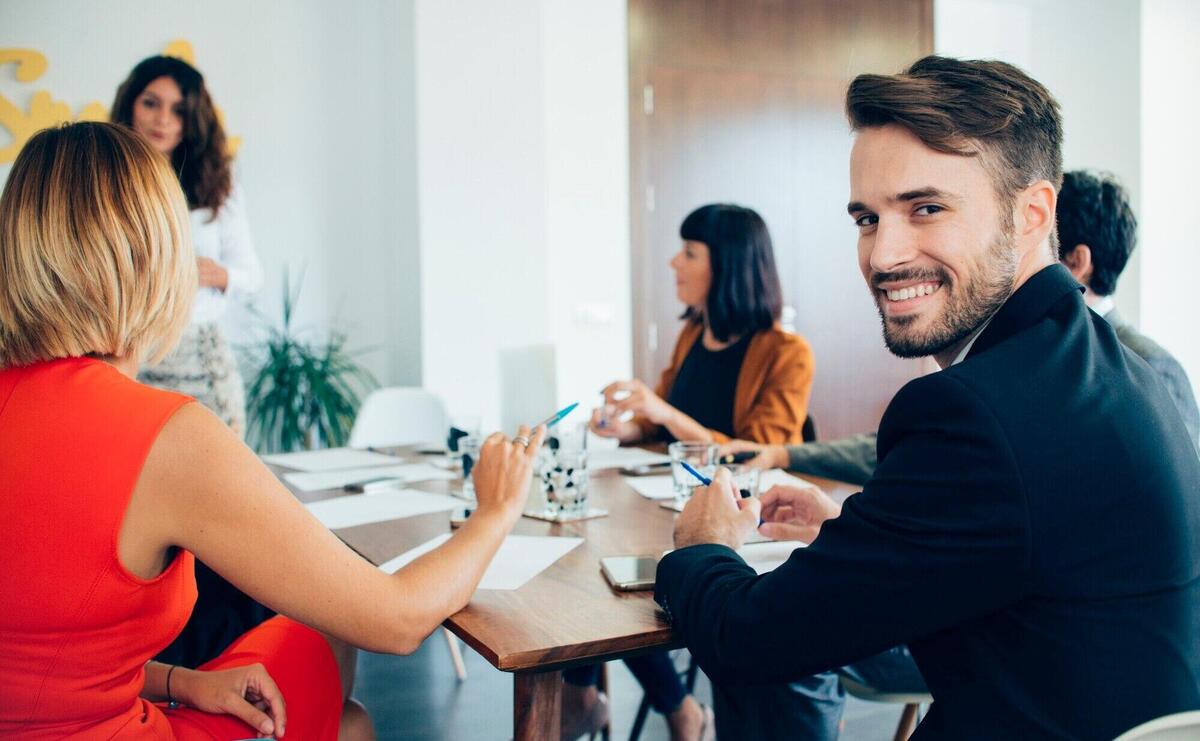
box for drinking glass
[460,433,483,500]
[729,465,761,499]
[538,423,590,519]
[669,441,719,503]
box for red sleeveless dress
[0,358,342,739]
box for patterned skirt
[139,323,247,437]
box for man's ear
[1061,243,1094,286]
[1018,179,1057,253]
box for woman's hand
[197,257,229,291]
[757,484,841,544]
[718,440,789,470]
[602,380,676,426]
[588,406,643,443]
[471,424,546,524]
[173,663,287,738]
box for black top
[664,331,752,440]
[656,264,1200,740]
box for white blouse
[188,181,263,326]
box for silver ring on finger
[513,435,531,448]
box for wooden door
[629,0,934,440]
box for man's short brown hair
[0,122,195,368]
[847,55,1063,219]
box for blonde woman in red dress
[0,122,545,740]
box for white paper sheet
[283,463,456,492]
[633,468,815,502]
[759,469,822,491]
[588,447,671,470]
[737,540,806,574]
[263,447,400,472]
[378,533,584,590]
[623,474,677,500]
[304,490,461,529]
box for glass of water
[539,423,590,519]
[728,465,761,499]
[669,441,719,503]
[460,433,483,500]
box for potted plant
[243,271,377,453]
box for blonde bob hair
[0,122,196,368]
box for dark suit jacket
[784,307,1200,485]
[1108,309,1200,452]
[656,265,1200,740]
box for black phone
[618,462,672,476]
[600,555,658,591]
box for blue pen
[679,460,712,486]
[535,402,579,429]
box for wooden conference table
[272,448,858,740]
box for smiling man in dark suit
[655,56,1200,740]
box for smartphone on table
[600,555,659,591]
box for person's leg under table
[713,670,845,741]
[839,646,927,694]
[625,652,687,714]
[514,669,562,741]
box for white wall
[1141,0,1200,401]
[0,0,421,387]
[415,0,630,430]
[936,0,1144,324]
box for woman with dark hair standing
[593,203,813,446]
[561,205,814,740]
[111,55,278,702]
[111,55,262,436]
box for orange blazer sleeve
[722,330,815,445]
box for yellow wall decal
[0,40,239,164]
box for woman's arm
[120,404,543,655]
[214,183,264,298]
[597,378,713,444]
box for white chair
[349,387,448,449]
[348,387,468,681]
[1115,711,1200,740]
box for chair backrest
[349,387,449,449]
[801,414,818,443]
[1115,711,1200,741]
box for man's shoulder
[1115,322,1177,367]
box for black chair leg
[628,695,653,741]
[629,650,701,741]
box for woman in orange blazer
[562,205,815,741]
[593,203,814,446]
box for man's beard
[872,229,1018,359]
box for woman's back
[0,358,195,738]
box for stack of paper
[737,540,806,574]
[283,463,455,492]
[588,447,671,470]
[378,533,583,590]
[263,447,400,472]
[305,489,462,529]
[627,469,818,502]
[623,474,676,500]
[759,469,821,491]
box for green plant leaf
[241,268,379,453]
